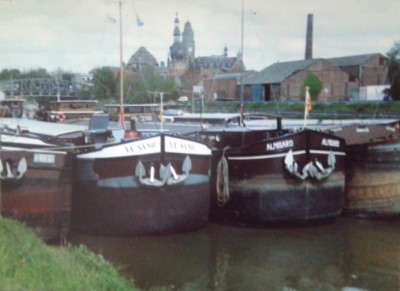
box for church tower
[182,20,195,62]
[173,14,181,46]
[168,13,193,76]
[169,13,185,62]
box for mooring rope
[216,147,230,206]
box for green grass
[0,217,136,291]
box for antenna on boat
[0,130,2,216]
[158,92,164,132]
[239,0,245,127]
[118,0,125,129]
[55,72,61,101]
[148,90,165,132]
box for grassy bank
[0,217,136,291]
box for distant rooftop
[243,59,321,85]
[243,53,385,85]
[326,53,381,67]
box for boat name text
[321,138,340,147]
[266,139,294,151]
[33,153,55,164]
[125,141,157,153]
[168,140,196,151]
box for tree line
[89,66,179,103]
[0,66,179,104]
[0,68,75,82]
[1,42,400,102]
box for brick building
[242,53,388,102]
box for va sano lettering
[125,141,158,153]
[168,140,196,151]
[266,139,294,151]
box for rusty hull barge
[1,148,71,243]
[0,118,86,242]
[330,123,400,218]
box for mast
[159,92,164,132]
[119,0,125,128]
[239,0,245,126]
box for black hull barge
[198,127,346,225]
[71,133,211,236]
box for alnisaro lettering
[266,139,294,151]
[321,138,340,148]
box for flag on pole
[107,15,117,24]
[305,86,312,118]
[304,86,312,128]
[136,14,144,27]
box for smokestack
[305,14,313,60]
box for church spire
[173,13,181,44]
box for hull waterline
[204,128,346,225]
[71,133,212,235]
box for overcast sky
[1,0,399,74]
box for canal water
[68,217,400,291]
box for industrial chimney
[305,14,313,60]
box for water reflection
[342,218,400,291]
[68,218,400,291]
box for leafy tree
[0,69,22,80]
[77,88,93,99]
[387,42,400,101]
[0,68,52,80]
[91,67,117,100]
[24,68,51,79]
[303,72,323,100]
[123,66,178,103]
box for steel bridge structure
[0,78,78,98]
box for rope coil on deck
[216,147,230,206]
